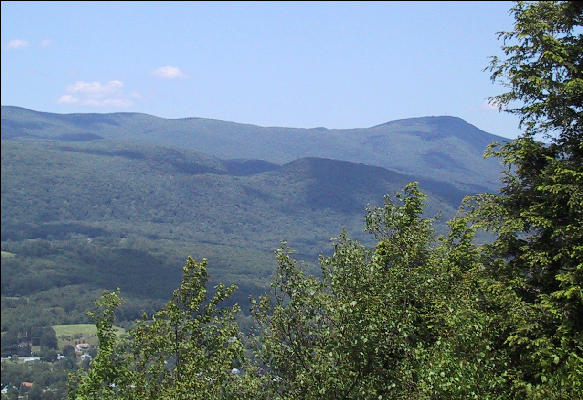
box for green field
[53,324,125,350]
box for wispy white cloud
[67,80,124,95]
[39,39,52,48]
[7,39,30,49]
[57,94,78,105]
[58,80,136,107]
[152,65,188,79]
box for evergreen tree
[468,1,582,397]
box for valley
[1,106,502,358]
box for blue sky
[2,1,523,138]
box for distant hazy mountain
[1,106,506,192]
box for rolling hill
[1,106,506,192]
[0,106,504,337]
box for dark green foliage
[487,1,582,144]
[1,140,463,248]
[35,326,58,349]
[250,184,511,399]
[1,358,70,399]
[1,326,57,358]
[67,289,129,400]
[466,1,583,397]
[68,259,262,400]
[127,258,247,399]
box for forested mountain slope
[1,106,505,191]
[1,138,468,331]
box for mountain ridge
[1,106,501,335]
[3,105,490,131]
[1,106,506,192]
